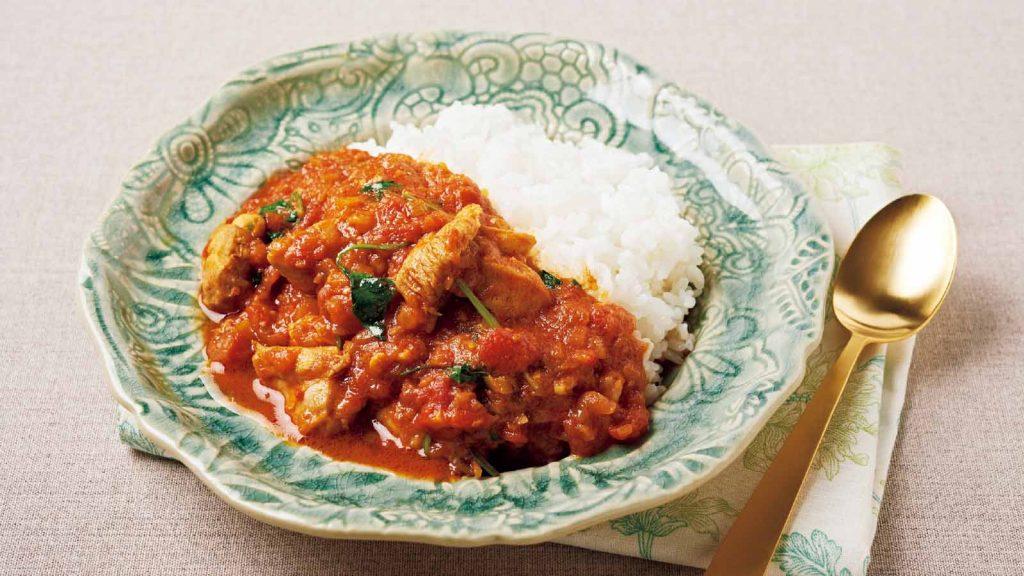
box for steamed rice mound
[354,104,703,386]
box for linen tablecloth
[117,142,907,574]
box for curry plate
[80,32,832,544]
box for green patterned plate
[80,32,832,545]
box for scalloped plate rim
[79,31,834,545]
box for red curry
[200,149,650,480]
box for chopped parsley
[421,434,432,455]
[472,451,499,477]
[358,180,445,212]
[447,364,488,385]
[335,242,410,265]
[249,269,263,287]
[258,199,291,215]
[398,364,425,377]
[259,191,304,239]
[456,279,500,328]
[259,195,301,223]
[360,180,398,200]
[341,267,396,340]
[538,269,562,288]
[401,190,444,211]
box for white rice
[353,104,703,392]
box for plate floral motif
[80,32,832,544]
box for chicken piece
[395,204,483,330]
[480,224,536,256]
[466,239,552,322]
[200,215,265,313]
[266,218,348,292]
[252,344,352,435]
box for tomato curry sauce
[200,149,650,480]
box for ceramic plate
[80,32,832,545]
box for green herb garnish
[421,434,432,455]
[472,451,499,477]
[259,197,300,222]
[456,279,500,328]
[538,270,562,288]
[447,364,488,384]
[571,279,582,288]
[259,199,290,215]
[335,242,410,266]
[342,267,396,340]
[250,269,263,286]
[399,364,425,377]
[259,193,303,236]
[401,190,444,211]
[361,180,398,200]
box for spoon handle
[705,332,869,576]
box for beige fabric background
[1,1,1021,574]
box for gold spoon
[706,194,957,576]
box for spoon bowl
[834,194,958,341]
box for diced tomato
[477,328,541,373]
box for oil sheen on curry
[200,149,650,480]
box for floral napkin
[116,143,909,575]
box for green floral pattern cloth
[117,142,907,574]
